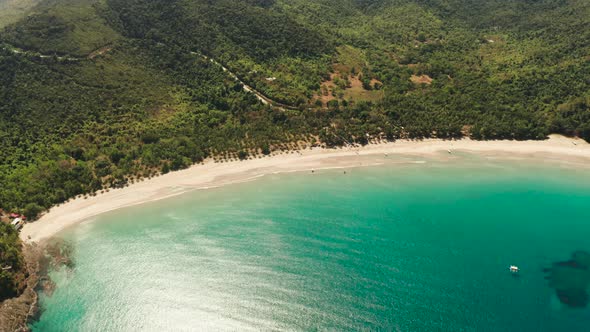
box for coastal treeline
[0,223,24,301]
[0,0,588,217]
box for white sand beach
[20,135,590,243]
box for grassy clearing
[313,45,382,107]
[333,45,367,75]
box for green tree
[237,150,249,160]
[23,203,44,220]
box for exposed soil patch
[370,78,382,87]
[315,73,338,106]
[314,72,383,107]
[410,74,433,85]
[88,45,113,59]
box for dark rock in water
[556,289,588,308]
[544,251,590,308]
[45,238,75,269]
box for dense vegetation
[0,222,24,301]
[0,0,589,298]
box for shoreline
[20,135,590,243]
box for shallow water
[31,155,590,331]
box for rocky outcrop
[0,239,75,331]
[0,245,42,332]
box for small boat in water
[509,265,520,275]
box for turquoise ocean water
[31,154,590,331]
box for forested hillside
[1,0,589,218]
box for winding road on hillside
[1,43,297,111]
[190,51,297,111]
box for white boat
[509,265,519,274]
